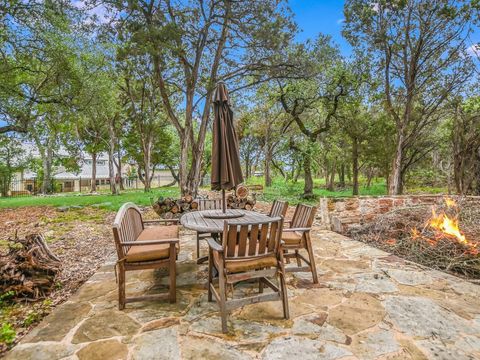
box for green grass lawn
[0,188,180,211]
[246,177,388,205]
[0,177,447,210]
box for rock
[292,316,347,344]
[236,299,307,325]
[4,343,76,360]
[91,202,112,208]
[181,335,251,360]
[321,259,370,274]
[353,273,398,293]
[415,338,474,360]
[131,327,180,360]
[384,296,479,340]
[141,317,180,332]
[57,206,70,212]
[294,288,344,310]
[69,280,117,302]
[72,310,140,343]
[328,293,385,335]
[76,339,128,360]
[24,302,91,342]
[386,269,434,286]
[262,336,352,360]
[350,329,400,359]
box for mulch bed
[350,199,480,280]
[0,206,116,354]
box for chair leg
[259,278,264,293]
[295,250,302,267]
[305,234,319,284]
[169,245,176,303]
[218,271,228,333]
[279,271,289,319]
[118,263,126,310]
[208,247,213,302]
[196,233,200,259]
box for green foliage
[0,323,15,345]
[0,291,15,308]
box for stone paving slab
[6,229,480,359]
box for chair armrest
[123,239,180,246]
[206,237,223,252]
[283,227,311,233]
[143,219,179,225]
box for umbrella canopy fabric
[211,82,244,191]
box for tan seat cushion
[126,242,178,262]
[125,226,180,262]
[281,231,303,245]
[225,255,277,273]
[137,225,179,241]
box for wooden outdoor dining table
[180,209,273,263]
[180,209,272,234]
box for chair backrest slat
[291,204,317,229]
[226,225,238,257]
[221,218,283,260]
[248,224,259,256]
[269,200,289,218]
[113,203,144,259]
[237,225,249,257]
[197,198,222,210]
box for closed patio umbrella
[211,82,244,213]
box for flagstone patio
[6,228,480,360]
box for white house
[12,151,176,195]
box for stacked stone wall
[318,195,480,234]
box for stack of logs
[152,192,256,218]
[0,233,61,301]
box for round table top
[180,209,273,233]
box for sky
[290,0,352,55]
[290,0,479,58]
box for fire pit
[350,197,480,280]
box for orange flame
[428,200,467,244]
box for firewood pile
[0,233,61,300]
[152,191,256,218]
[349,199,480,280]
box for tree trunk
[35,134,54,195]
[265,146,272,187]
[116,147,124,190]
[303,149,314,198]
[339,164,345,188]
[107,120,119,195]
[352,137,359,196]
[389,133,404,195]
[141,139,152,192]
[91,152,97,192]
[327,159,336,192]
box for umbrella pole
[222,189,226,213]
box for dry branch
[350,200,480,279]
[0,233,61,300]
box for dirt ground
[0,206,116,354]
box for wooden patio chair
[268,200,289,218]
[207,216,289,333]
[194,198,222,263]
[112,202,180,309]
[281,204,319,284]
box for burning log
[0,233,62,301]
[350,198,480,279]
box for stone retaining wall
[318,195,480,234]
